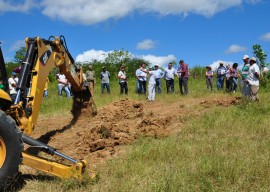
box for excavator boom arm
[13,36,86,134]
[0,36,95,188]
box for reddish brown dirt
[26,96,240,171]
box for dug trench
[21,95,240,175]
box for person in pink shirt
[229,63,239,93]
[205,66,213,90]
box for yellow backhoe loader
[0,36,96,190]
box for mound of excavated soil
[31,96,240,169]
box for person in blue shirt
[154,64,164,93]
[135,64,142,93]
[216,62,226,90]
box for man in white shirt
[56,71,71,97]
[8,72,17,102]
[245,57,260,101]
[141,66,157,101]
[164,63,177,93]
[154,64,164,93]
[118,66,128,95]
[137,63,147,94]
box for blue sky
[0,0,270,69]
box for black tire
[0,110,23,191]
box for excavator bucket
[71,78,97,118]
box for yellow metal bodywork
[0,89,12,102]
[22,152,86,179]
[21,37,84,135]
[0,136,7,168]
[0,36,95,180]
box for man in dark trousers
[100,66,110,94]
[178,60,189,95]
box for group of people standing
[56,65,111,98]
[205,54,260,101]
[4,53,260,104]
[134,60,189,101]
[163,60,189,95]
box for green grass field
[24,78,270,192]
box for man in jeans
[154,64,164,93]
[216,62,226,90]
[100,66,110,94]
[137,63,147,94]
[118,66,128,95]
[164,63,177,94]
[56,71,71,97]
[8,72,17,102]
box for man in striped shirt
[240,55,250,96]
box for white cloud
[245,0,261,4]
[75,48,175,68]
[136,39,156,50]
[38,0,251,25]
[75,49,111,63]
[0,0,35,13]
[225,44,247,54]
[260,32,270,41]
[40,0,138,25]
[210,60,233,71]
[139,0,242,16]
[9,40,25,52]
[138,54,176,68]
[0,1,262,25]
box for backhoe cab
[0,36,96,190]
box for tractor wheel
[0,110,23,191]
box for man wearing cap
[8,72,17,102]
[140,66,157,101]
[154,64,164,93]
[118,66,128,95]
[205,66,213,90]
[56,71,71,97]
[216,62,226,90]
[245,57,260,101]
[100,66,110,94]
[240,55,250,96]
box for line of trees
[5,45,270,86]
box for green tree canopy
[253,44,267,68]
[14,47,26,63]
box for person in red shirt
[178,60,189,95]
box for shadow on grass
[25,92,92,155]
[4,173,56,192]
